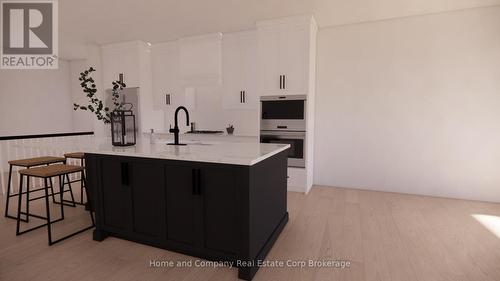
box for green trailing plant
[73,66,126,124]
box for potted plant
[74,67,137,146]
[73,66,126,124]
[226,124,234,135]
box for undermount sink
[186,130,223,134]
[164,140,213,146]
[187,142,213,146]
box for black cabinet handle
[121,162,129,186]
[277,125,288,129]
[283,75,286,89]
[240,91,243,103]
[197,169,202,195]
[243,91,246,103]
[191,169,202,195]
[166,93,172,105]
[279,75,282,89]
[192,169,196,194]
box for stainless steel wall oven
[260,95,307,168]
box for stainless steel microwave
[260,95,306,131]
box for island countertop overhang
[85,141,290,166]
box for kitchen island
[85,141,290,280]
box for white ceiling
[59,0,500,59]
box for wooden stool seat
[64,152,85,159]
[19,164,83,178]
[8,156,65,167]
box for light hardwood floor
[1,185,500,281]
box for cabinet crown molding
[101,40,145,50]
[178,32,223,44]
[256,14,317,30]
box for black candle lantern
[111,105,136,146]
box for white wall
[314,6,500,202]
[0,61,74,136]
[86,43,107,137]
[70,59,94,132]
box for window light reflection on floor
[472,214,500,239]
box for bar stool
[16,164,95,246]
[64,152,86,205]
[4,156,66,221]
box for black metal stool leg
[4,164,13,218]
[46,163,56,203]
[80,186,84,204]
[59,175,65,220]
[43,177,53,246]
[65,174,77,207]
[25,176,30,223]
[81,172,94,226]
[80,158,85,204]
[52,176,60,204]
[15,175,24,236]
[49,178,56,203]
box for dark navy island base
[86,149,288,280]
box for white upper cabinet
[257,16,317,96]
[221,30,258,109]
[151,41,182,110]
[179,33,222,86]
[101,41,141,88]
[281,23,310,94]
[257,26,282,94]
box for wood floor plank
[391,193,469,281]
[358,191,393,281]
[368,192,418,281]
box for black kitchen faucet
[168,106,190,145]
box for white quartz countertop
[88,140,290,166]
[0,135,290,193]
[7,135,288,166]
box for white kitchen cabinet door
[281,24,310,95]
[151,42,183,110]
[222,31,258,109]
[179,33,222,86]
[257,26,282,96]
[101,42,141,88]
[257,18,314,97]
[240,32,259,109]
[222,33,243,109]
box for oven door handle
[261,134,306,139]
[260,131,306,137]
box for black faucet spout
[168,106,190,146]
[174,106,190,127]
